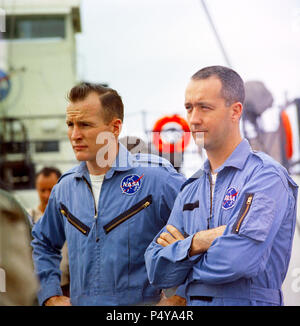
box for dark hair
[67,82,124,123]
[36,167,61,180]
[191,65,245,106]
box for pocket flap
[60,203,90,236]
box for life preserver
[280,110,293,160]
[152,114,191,153]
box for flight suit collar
[180,139,252,190]
[204,138,252,174]
[105,143,134,179]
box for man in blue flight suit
[145,66,298,306]
[31,83,186,306]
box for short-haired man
[28,166,70,297]
[31,83,186,306]
[29,167,62,223]
[145,66,298,306]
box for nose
[70,125,82,141]
[42,190,51,203]
[188,107,203,128]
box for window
[35,140,59,153]
[3,15,65,39]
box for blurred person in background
[28,167,62,223]
[28,167,70,297]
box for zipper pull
[246,196,253,205]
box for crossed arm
[155,224,225,306]
[157,224,226,256]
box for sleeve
[145,192,196,289]
[0,192,38,306]
[192,169,297,285]
[31,186,66,305]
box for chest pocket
[231,192,275,242]
[103,195,152,234]
[60,203,90,236]
[182,200,208,234]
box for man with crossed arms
[145,66,298,306]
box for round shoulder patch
[222,187,238,210]
[120,174,144,195]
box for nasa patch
[222,187,238,210]
[120,174,144,195]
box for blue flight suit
[31,143,186,305]
[145,139,298,305]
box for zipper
[60,204,90,236]
[83,176,97,218]
[234,194,254,233]
[83,176,99,241]
[207,173,213,229]
[103,195,152,234]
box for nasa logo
[222,187,238,210]
[120,174,144,195]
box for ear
[111,118,122,137]
[230,102,243,122]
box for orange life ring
[152,114,191,153]
[280,110,293,159]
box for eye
[66,121,73,127]
[79,122,91,128]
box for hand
[157,225,184,247]
[156,294,187,306]
[44,295,72,306]
[190,225,226,256]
